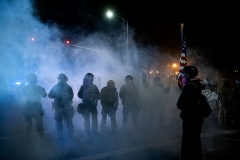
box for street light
[106,10,129,72]
[172,63,178,80]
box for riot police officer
[48,73,74,139]
[21,73,47,139]
[138,72,150,129]
[78,73,100,135]
[232,78,240,123]
[119,75,140,130]
[217,78,233,124]
[149,76,166,128]
[100,80,118,132]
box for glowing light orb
[106,11,113,18]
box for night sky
[0,0,238,85]
[32,0,238,70]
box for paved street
[1,102,240,160]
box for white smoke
[0,0,220,143]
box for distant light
[15,82,21,85]
[66,40,70,44]
[106,11,113,18]
[172,63,177,68]
[156,71,159,73]
[31,38,34,41]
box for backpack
[188,82,218,118]
[104,88,117,105]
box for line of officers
[203,77,240,125]
[18,72,169,140]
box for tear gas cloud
[0,0,178,97]
[0,0,164,132]
[0,0,152,93]
[0,0,219,138]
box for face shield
[58,74,68,83]
[29,77,37,84]
[26,73,37,85]
[236,79,240,85]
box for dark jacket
[22,84,47,104]
[176,79,205,120]
[217,84,233,106]
[22,84,47,115]
[100,86,118,107]
[48,82,74,107]
[149,83,165,110]
[78,84,100,106]
[119,82,139,106]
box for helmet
[84,73,94,81]
[204,77,212,85]
[125,75,133,83]
[84,73,94,79]
[182,66,198,79]
[140,72,147,78]
[26,73,37,83]
[236,78,240,85]
[153,76,160,84]
[107,80,115,87]
[58,73,68,81]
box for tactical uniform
[138,73,150,129]
[78,73,100,134]
[149,77,166,128]
[232,79,240,123]
[217,79,233,124]
[176,66,204,160]
[100,80,118,132]
[48,74,74,139]
[21,73,47,138]
[119,75,140,130]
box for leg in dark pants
[131,107,139,130]
[83,112,91,134]
[109,108,117,131]
[24,115,33,136]
[122,106,129,128]
[181,118,203,160]
[54,110,64,138]
[34,114,44,137]
[91,107,98,133]
[100,107,108,130]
